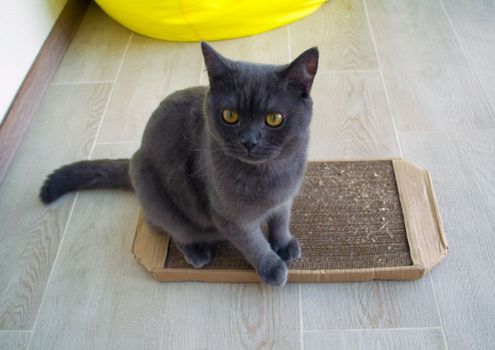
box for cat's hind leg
[144,221,214,268]
[144,214,217,269]
[175,242,214,268]
[130,155,222,268]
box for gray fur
[40,159,131,203]
[40,42,319,286]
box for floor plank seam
[429,274,449,350]
[399,129,495,137]
[25,32,133,348]
[303,326,444,333]
[318,68,381,74]
[93,141,140,146]
[362,0,404,158]
[0,330,32,333]
[26,192,80,350]
[50,80,115,86]
[439,0,495,123]
[298,285,304,350]
[89,32,133,151]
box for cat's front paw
[275,237,301,262]
[176,242,212,268]
[258,254,288,287]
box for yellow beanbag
[95,0,326,42]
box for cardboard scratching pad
[132,159,448,283]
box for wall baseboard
[0,0,91,185]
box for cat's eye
[265,112,284,127]
[222,109,239,124]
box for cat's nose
[240,132,258,151]
[241,139,258,151]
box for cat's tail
[39,159,133,204]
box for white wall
[0,0,68,124]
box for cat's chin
[237,155,269,165]
[228,152,274,165]
[222,145,280,164]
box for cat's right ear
[280,47,319,97]
[201,42,230,87]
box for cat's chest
[215,164,302,208]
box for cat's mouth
[238,153,271,164]
[221,140,282,164]
[224,146,278,164]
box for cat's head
[201,42,318,164]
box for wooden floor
[1,1,494,349]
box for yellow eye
[222,109,239,124]
[265,112,284,127]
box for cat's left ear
[281,47,319,96]
[201,41,230,86]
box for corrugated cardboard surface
[132,159,448,283]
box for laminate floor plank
[290,0,378,71]
[308,71,401,160]
[400,129,495,350]
[301,279,440,330]
[304,328,446,350]
[367,0,494,131]
[52,3,131,83]
[442,0,495,116]
[97,36,203,143]
[0,331,31,350]
[0,84,111,329]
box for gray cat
[40,42,319,286]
